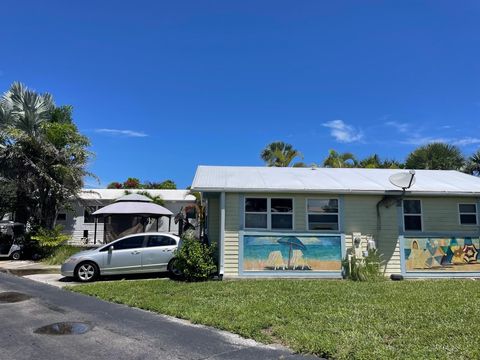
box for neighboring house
[191,166,480,279]
[58,189,196,245]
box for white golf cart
[0,221,25,260]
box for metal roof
[78,189,196,202]
[191,166,480,196]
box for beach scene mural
[405,237,480,272]
[243,235,342,272]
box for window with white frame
[459,204,477,225]
[306,199,339,230]
[244,198,293,230]
[403,199,422,231]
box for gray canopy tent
[92,193,173,244]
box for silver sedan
[61,232,181,282]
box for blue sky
[1,1,479,188]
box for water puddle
[34,322,92,335]
[0,291,32,303]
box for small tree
[123,177,141,189]
[107,182,123,189]
[173,230,217,281]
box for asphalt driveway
[0,272,318,360]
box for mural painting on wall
[405,237,480,272]
[243,235,342,271]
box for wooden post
[94,217,97,244]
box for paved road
[0,272,318,360]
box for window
[56,213,67,221]
[403,200,422,231]
[111,236,145,250]
[83,206,104,224]
[459,204,477,225]
[245,198,268,229]
[271,198,293,229]
[307,199,339,230]
[244,198,293,230]
[147,235,176,247]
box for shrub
[31,225,71,257]
[342,249,384,281]
[174,230,217,281]
[43,245,89,265]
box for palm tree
[405,143,465,170]
[359,154,381,168]
[0,82,54,139]
[0,82,91,228]
[465,150,480,176]
[260,141,304,167]
[359,154,403,169]
[323,149,357,168]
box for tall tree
[0,82,92,229]
[405,143,464,170]
[261,141,304,167]
[323,149,357,168]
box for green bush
[43,245,88,265]
[31,225,71,257]
[342,249,384,281]
[173,230,217,281]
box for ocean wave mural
[404,237,480,272]
[243,234,342,271]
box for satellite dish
[389,170,416,190]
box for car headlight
[66,257,78,263]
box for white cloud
[401,136,448,146]
[401,136,480,147]
[94,128,148,137]
[451,137,480,146]
[385,121,409,133]
[322,120,363,143]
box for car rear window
[146,235,176,247]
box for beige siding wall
[420,197,480,234]
[209,192,480,277]
[343,195,401,275]
[225,194,240,276]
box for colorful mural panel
[243,234,342,272]
[404,237,480,272]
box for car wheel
[75,262,99,282]
[10,251,21,261]
[168,258,183,279]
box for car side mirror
[109,245,114,252]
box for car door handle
[131,250,141,255]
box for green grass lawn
[70,279,480,359]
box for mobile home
[191,166,480,279]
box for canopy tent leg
[168,216,171,232]
[156,217,159,232]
